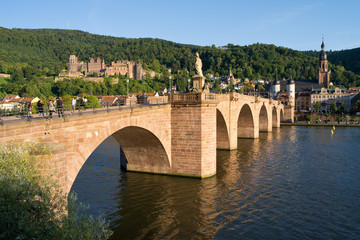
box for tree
[314,102,321,112]
[315,117,320,123]
[324,112,330,120]
[330,102,337,113]
[353,116,360,124]
[306,115,312,123]
[336,115,342,124]
[345,115,350,124]
[340,102,346,113]
[0,141,112,239]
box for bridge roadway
[0,92,291,194]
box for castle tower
[135,62,143,80]
[318,39,330,88]
[68,55,78,73]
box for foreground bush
[0,141,112,240]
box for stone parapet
[169,93,219,105]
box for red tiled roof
[19,98,34,103]
[145,93,156,96]
[0,100,11,104]
[4,95,19,100]
[101,96,117,103]
[9,98,22,103]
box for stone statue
[203,82,210,93]
[195,52,203,77]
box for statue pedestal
[192,75,205,91]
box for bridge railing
[0,97,169,125]
[170,93,218,104]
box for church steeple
[318,38,330,88]
[319,38,327,61]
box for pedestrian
[71,97,76,115]
[83,97,88,108]
[56,97,64,118]
[27,103,32,116]
[48,100,55,118]
[37,100,44,117]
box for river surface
[71,126,360,239]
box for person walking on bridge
[56,97,64,118]
[47,100,55,118]
[37,100,44,117]
[71,97,76,115]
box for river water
[71,126,360,239]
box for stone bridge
[0,93,290,194]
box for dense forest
[0,27,359,98]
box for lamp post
[187,79,190,92]
[169,75,172,93]
[126,79,129,95]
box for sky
[1,0,360,51]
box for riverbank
[281,121,360,127]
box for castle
[67,55,156,80]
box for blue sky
[2,0,360,51]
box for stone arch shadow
[216,109,230,150]
[237,104,256,138]
[280,108,284,122]
[112,126,171,173]
[259,105,269,132]
[272,106,278,127]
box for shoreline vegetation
[0,141,112,239]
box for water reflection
[71,127,360,239]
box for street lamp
[126,79,129,95]
[187,79,190,92]
[169,75,172,93]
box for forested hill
[0,27,359,88]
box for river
[70,126,360,239]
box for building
[100,96,119,107]
[271,77,295,105]
[67,55,157,80]
[318,39,330,88]
[87,58,105,74]
[295,91,311,112]
[310,87,356,112]
[271,76,281,98]
[0,100,13,110]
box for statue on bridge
[190,52,207,93]
[195,52,204,77]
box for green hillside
[0,27,359,98]
[0,27,319,79]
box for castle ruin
[67,55,156,80]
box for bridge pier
[170,96,218,178]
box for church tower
[318,39,330,88]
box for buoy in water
[331,129,334,135]
[333,125,335,130]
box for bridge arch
[237,104,256,138]
[112,126,171,172]
[272,106,278,127]
[259,105,269,131]
[216,109,230,149]
[280,108,284,122]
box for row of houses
[0,95,40,111]
[295,87,360,113]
